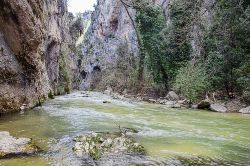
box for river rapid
[0,91,249,165]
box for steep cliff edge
[80,0,139,90]
[0,0,78,113]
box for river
[0,91,249,165]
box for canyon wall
[80,0,139,89]
[0,0,77,113]
[80,0,216,90]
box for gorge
[0,0,250,165]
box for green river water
[0,91,249,165]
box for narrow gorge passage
[0,0,249,165]
[0,92,250,165]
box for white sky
[68,0,96,15]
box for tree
[136,5,168,86]
[204,0,250,98]
[135,0,194,89]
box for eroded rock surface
[0,131,39,158]
[73,132,145,160]
[79,0,216,90]
[0,0,78,113]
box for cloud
[68,0,96,15]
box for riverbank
[101,88,250,114]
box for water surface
[0,91,249,165]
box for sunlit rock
[0,131,39,159]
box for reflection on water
[0,91,250,165]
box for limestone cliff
[0,0,77,113]
[80,0,139,89]
[80,0,216,90]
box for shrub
[174,62,210,102]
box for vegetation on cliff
[130,0,250,102]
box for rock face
[80,0,216,90]
[80,0,139,89]
[210,104,227,113]
[0,0,78,113]
[0,131,39,158]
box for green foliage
[174,62,210,102]
[69,13,84,41]
[58,53,71,95]
[131,0,249,99]
[136,6,168,85]
[89,146,101,160]
[204,0,250,97]
[135,1,193,88]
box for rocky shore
[103,88,250,114]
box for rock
[148,99,157,103]
[239,106,250,114]
[104,87,113,96]
[82,95,90,98]
[226,100,246,112]
[210,104,227,113]
[0,131,39,159]
[120,127,139,134]
[178,99,188,105]
[198,100,211,109]
[172,103,181,108]
[73,132,145,160]
[178,99,189,107]
[166,91,179,101]
[136,97,143,101]
[165,101,176,108]
[192,105,198,109]
[0,0,78,113]
[112,93,124,100]
[158,99,167,105]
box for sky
[68,0,96,15]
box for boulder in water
[0,131,39,159]
[172,103,181,108]
[210,104,227,113]
[225,99,245,112]
[73,132,145,160]
[239,106,250,114]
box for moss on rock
[73,131,146,160]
